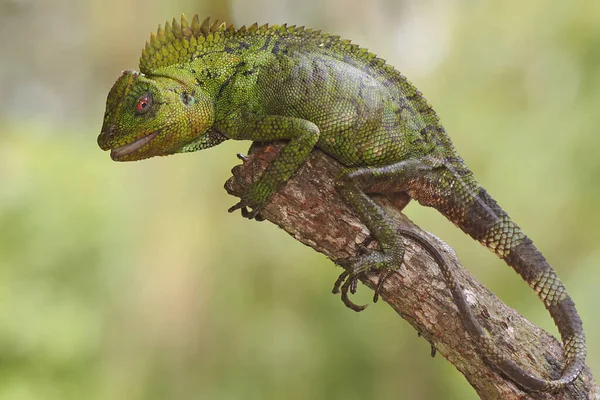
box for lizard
[96,15,586,392]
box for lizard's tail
[420,167,586,391]
[498,236,585,391]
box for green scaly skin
[97,15,586,392]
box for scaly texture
[97,15,586,392]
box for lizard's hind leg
[332,159,437,310]
[333,165,420,311]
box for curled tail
[500,235,585,390]
[415,164,586,391]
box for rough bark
[224,141,599,400]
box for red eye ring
[135,94,152,114]
[136,99,148,111]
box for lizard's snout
[97,125,115,150]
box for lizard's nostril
[101,125,115,138]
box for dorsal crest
[140,15,228,74]
[139,15,398,82]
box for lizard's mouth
[110,131,160,160]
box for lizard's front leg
[219,111,320,219]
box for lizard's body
[98,16,586,392]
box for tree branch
[224,141,599,400]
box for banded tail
[417,163,586,391]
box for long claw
[228,194,266,220]
[334,265,368,312]
[350,278,358,294]
[332,270,349,294]
[373,269,393,303]
[247,207,262,219]
[241,207,252,218]
[240,206,263,220]
[341,276,367,312]
[228,201,245,213]
[430,345,437,358]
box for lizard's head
[98,70,215,161]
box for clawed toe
[241,206,263,220]
[227,201,245,214]
[333,253,398,311]
[228,200,264,220]
[341,276,368,311]
[430,344,437,358]
[332,262,369,312]
[373,269,393,303]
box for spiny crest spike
[210,19,221,31]
[191,15,201,35]
[181,14,189,29]
[200,17,211,35]
[150,32,160,48]
[164,21,175,41]
[156,25,167,44]
[181,14,192,37]
[140,15,229,74]
[172,18,183,39]
[143,41,155,57]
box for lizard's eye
[135,94,152,114]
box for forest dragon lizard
[97,15,586,392]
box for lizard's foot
[332,252,398,312]
[225,163,268,221]
[227,200,265,220]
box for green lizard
[97,15,586,392]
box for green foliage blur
[0,0,598,398]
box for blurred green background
[0,0,598,399]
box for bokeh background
[1,0,598,399]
